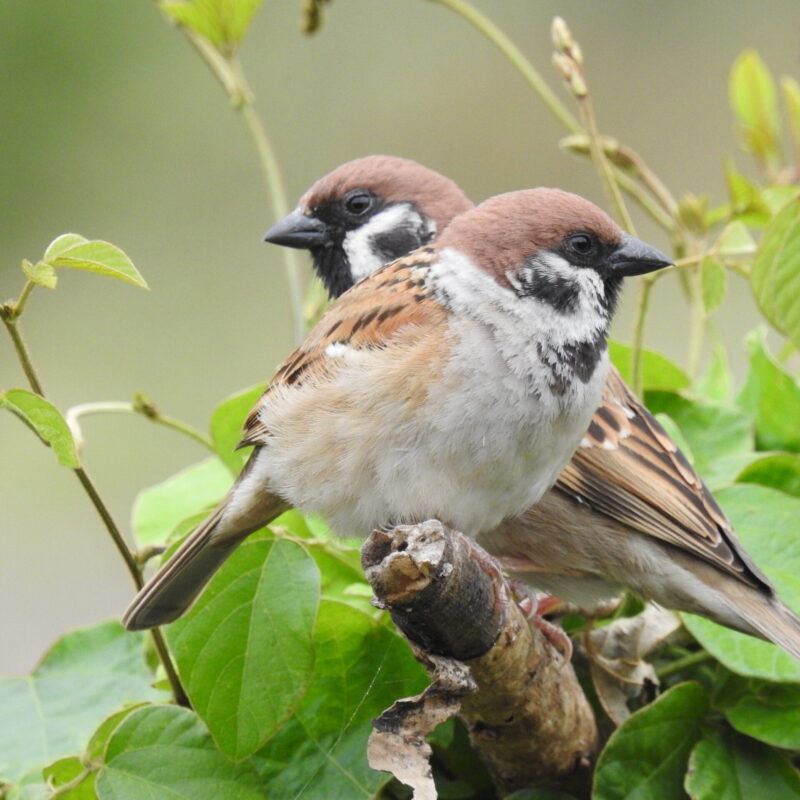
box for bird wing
[555,366,772,591]
[238,248,445,446]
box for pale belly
[248,324,607,538]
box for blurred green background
[1,0,797,674]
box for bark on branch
[362,520,598,798]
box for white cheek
[343,204,428,282]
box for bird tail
[742,595,800,663]
[122,487,289,631]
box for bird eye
[343,191,374,216]
[565,232,597,258]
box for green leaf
[737,452,800,497]
[94,705,265,799]
[209,382,266,474]
[694,342,732,404]
[685,730,800,800]
[682,484,800,681]
[702,451,766,492]
[593,682,708,800]
[42,233,148,289]
[86,704,149,761]
[131,457,232,546]
[722,681,800,750]
[715,220,757,260]
[644,392,753,476]
[42,756,95,798]
[723,160,772,226]
[0,621,164,784]
[700,258,728,313]
[750,196,800,350]
[21,259,57,289]
[737,330,800,451]
[0,389,79,468]
[166,533,320,760]
[609,341,690,392]
[729,49,781,165]
[252,600,427,799]
[161,0,265,52]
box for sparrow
[263,155,800,661]
[123,185,669,631]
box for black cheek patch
[513,263,580,313]
[374,227,425,265]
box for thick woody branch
[362,520,597,798]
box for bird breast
[247,248,608,539]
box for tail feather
[122,489,288,631]
[738,594,800,663]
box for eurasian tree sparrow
[264,155,800,661]
[123,186,669,631]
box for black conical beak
[263,208,329,249]
[608,233,672,277]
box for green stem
[430,0,581,134]
[630,275,655,395]
[687,261,706,379]
[577,97,635,233]
[237,97,306,345]
[1,310,188,707]
[176,23,306,344]
[656,649,714,679]
[13,279,36,318]
[1,316,45,394]
[66,400,214,452]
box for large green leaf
[685,730,800,800]
[131,457,232,546]
[40,233,148,289]
[609,341,689,392]
[694,343,732,405]
[737,452,800,498]
[209,382,266,474]
[593,682,708,800]
[0,389,79,468]
[94,705,265,799]
[737,330,800,452]
[252,600,427,799]
[729,49,781,165]
[721,680,800,750]
[0,621,164,785]
[750,198,800,350]
[683,484,800,681]
[166,533,320,760]
[644,391,753,475]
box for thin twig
[630,275,656,395]
[1,304,188,706]
[577,96,635,234]
[65,400,214,454]
[174,22,306,344]
[430,0,581,134]
[1,315,45,394]
[655,649,714,680]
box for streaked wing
[555,366,771,590]
[239,248,444,446]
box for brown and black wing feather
[239,249,442,447]
[555,367,773,592]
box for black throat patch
[536,332,607,396]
